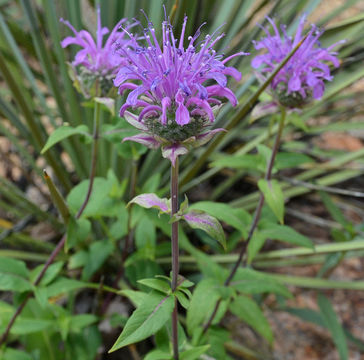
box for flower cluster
[113,16,246,165]
[61,8,132,97]
[251,15,343,108]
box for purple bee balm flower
[114,14,247,165]
[60,8,133,97]
[251,15,344,108]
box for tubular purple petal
[161,97,171,125]
[138,105,162,121]
[206,85,238,107]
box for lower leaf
[109,291,175,352]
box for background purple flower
[251,15,344,107]
[61,8,130,75]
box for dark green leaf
[66,217,91,251]
[180,345,210,360]
[41,124,89,154]
[258,179,285,224]
[0,257,28,278]
[30,261,64,286]
[109,291,175,352]
[247,232,266,264]
[3,348,33,360]
[260,224,314,248]
[119,290,149,308]
[144,350,172,360]
[232,268,292,298]
[318,294,348,360]
[230,295,273,344]
[186,278,221,335]
[82,240,114,280]
[137,278,171,294]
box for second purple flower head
[251,15,344,108]
[114,15,246,165]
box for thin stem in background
[203,106,287,334]
[169,0,179,24]
[0,102,102,346]
[171,157,179,360]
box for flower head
[61,8,132,97]
[251,15,344,108]
[114,14,246,165]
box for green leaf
[232,268,292,298]
[41,124,89,154]
[82,240,114,280]
[10,318,54,335]
[45,277,87,297]
[287,307,364,352]
[0,274,32,292]
[230,295,273,344]
[0,257,28,278]
[276,152,313,170]
[119,290,149,307]
[183,210,226,249]
[144,350,172,360]
[67,177,113,217]
[180,345,210,360]
[260,224,314,248]
[285,307,325,327]
[109,291,175,352]
[30,261,64,286]
[3,348,33,360]
[135,216,157,251]
[66,217,91,251]
[211,153,266,173]
[175,290,190,309]
[258,179,285,224]
[69,314,98,331]
[247,232,266,264]
[142,173,162,193]
[190,201,251,237]
[319,191,349,228]
[288,112,309,132]
[137,278,171,294]
[186,278,221,335]
[318,294,348,360]
[33,286,48,308]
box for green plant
[1,1,364,359]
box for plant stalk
[0,102,102,346]
[203,106,286,334]
[171,157,179,360]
